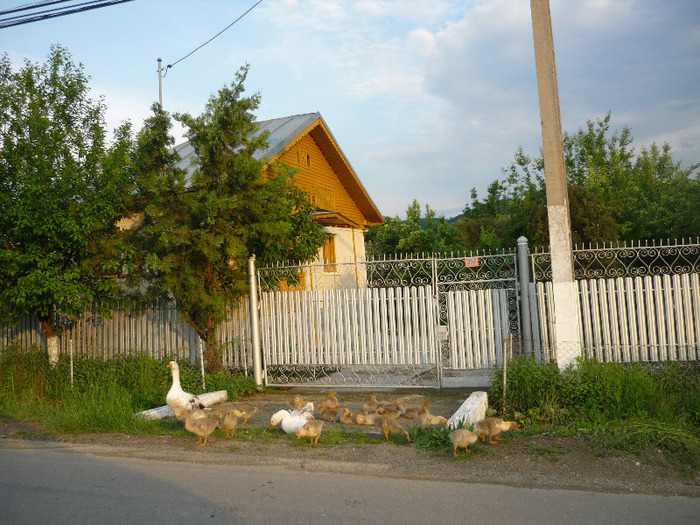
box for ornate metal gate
[257,252,520,389]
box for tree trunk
[203,338,223,373]
[39,316,60,367]
[184,314,223,373]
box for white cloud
[3,0,696,218]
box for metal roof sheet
[253,112,321,160]
[174,112,320,175]
[172,112,383,225]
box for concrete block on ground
[447,391,488,429]
[135,390,228,420]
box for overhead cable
[164,0,263,74]
[0,0,134,29]
[0,1,77,17]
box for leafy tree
[366,199,461,257]
[614,143,700,239]
[456,113,700,249]
[0,46,132,364]
[126,66,326,371]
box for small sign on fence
[464,257,480,268]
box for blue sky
[2,0,698,218]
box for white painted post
[69,339,74,389]
[199,340,206,392]
[248,255,264,387]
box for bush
[489,356,570,423]
[0,343,64,401]
[491,356,699,427]
[204,369,258,401]
[487,356,700,467]
[0,345,260,429]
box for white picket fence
[1,300,254,370]
[3,247,699,385]
[444,288,512,369]
[529,273,700,363]
[261,285,437,367]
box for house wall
[325,226,366,264]
[276,134,365,227]
[305,226,368,290]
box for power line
[0,1,77,17]
[163,0,263,74]
[0,0,134,29]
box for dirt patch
[1,389,698,497]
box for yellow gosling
[449,428,485,456]
[362,394,379,413]
[296,419,324,445]
[475,417,520,445]
[373,415,410,444]
[220,408,238,439]
[232,406,257,425]
[183,410,220,447]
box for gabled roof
[253,113,322,161]
[173,113,384,226]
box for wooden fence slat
[4,268,698,372]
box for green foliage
[409,423,455,452]
[0,343,63,400]
[456,113,700,249]
[201,369,258,401]
[490,356,568,422]
[0,346,258,428]
[584,419,700,469]
[366,199,462,257]
[126,66,326,370]
[490,356,699,427]
[488,356,700,466]
[0,46,132,339]
[45,382,152,434]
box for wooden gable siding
[274,134,366,227]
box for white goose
[166,361,205,418]
[269,402,315,434]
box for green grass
[0,344,258,436]
[522,440,572,461]
[579,419,700,469]
[482,355,700,468]
[284,425,384,447]
[409,424,453,452]
[2,344,698,471]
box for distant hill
[389,207,464,228]
[434,207,464,221]
[417,210,464,229]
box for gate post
[432,256,444,389]
[517,237,533,355]
[248,255,264,388]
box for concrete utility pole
[157,58,163,107]
[529,0,581,367]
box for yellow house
[173,112,384,288]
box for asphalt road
[1,446,698,525]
